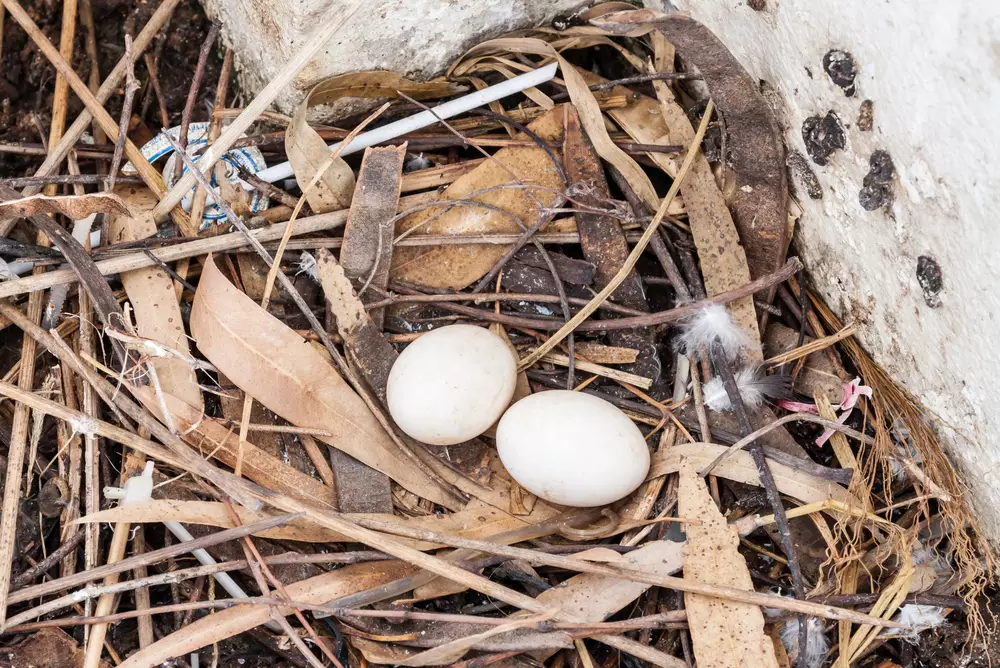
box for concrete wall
[659,0,1000,540]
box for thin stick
[143,53,170,128]
[106,34,138,191]
[10,531,85,589]
[711,351,810,667]
[0,174,143,188]
[368,289,645,317]
[77,0,105,146]
[83,519,131,667]
[188,47,234,229]
[174,23,220,182]
[4,512,299,610]
[517,101,716,369]
[152,0,365,220]
[764,324,857,366]
[0,254,47,626]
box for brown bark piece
[653,15,790,279]
[562,106,660,383]
[340,144,407,329]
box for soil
[0,0,222,180]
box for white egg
[496,390,650,507]
[387,324,517,445]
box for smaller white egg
[387,324,517,445]
[496,391,650,507]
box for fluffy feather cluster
[702,368,791,412]
[296,251,320,282]
[778,616,829,668]
[885,605,950,643]
[677,303,752,360]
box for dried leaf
[189,256,457,507]
[108,187,202,411]
[0,191,129,221]
[117,560,417,668]
[390,106,565,289]
[4,628,109,668]
[679,459,779,668]
[651,442,863,508]
[75,499,529,550]
[286,85,355,213]
[302,71,466,107]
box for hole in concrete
[801,111,846,166]
[916,256,944,308]
[822,49,858,96]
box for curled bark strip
[0,191,129,221]
[652,15,789,279]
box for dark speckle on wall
[747,0,766,11]
[916,256,943,308]
[857,99,874,131]
[823,49,858,96]
[859,150,895,211]
[802,111,846,165]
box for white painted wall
[659,0,1000,540]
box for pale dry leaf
[390,106,565,289]
[0,191,130,221]
[188,256,457,507]
[679,459,779,668]
[651,442,862,508]
[117,560,417,668]
[108,187,202,411]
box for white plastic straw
[255,62,559,185]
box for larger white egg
[496,391,650,507]
[387,324,517,445]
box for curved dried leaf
[304,71,465,107]
[400,610,557,667]
[286,87,355,213]
[0,191,129,221]
[650,443,862,508]
[390,106,564,289]
[117,560,417,668]
[109,187,202,411]
[189,256,457,508]
[679,460,779,668]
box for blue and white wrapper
[124,122,269,230]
